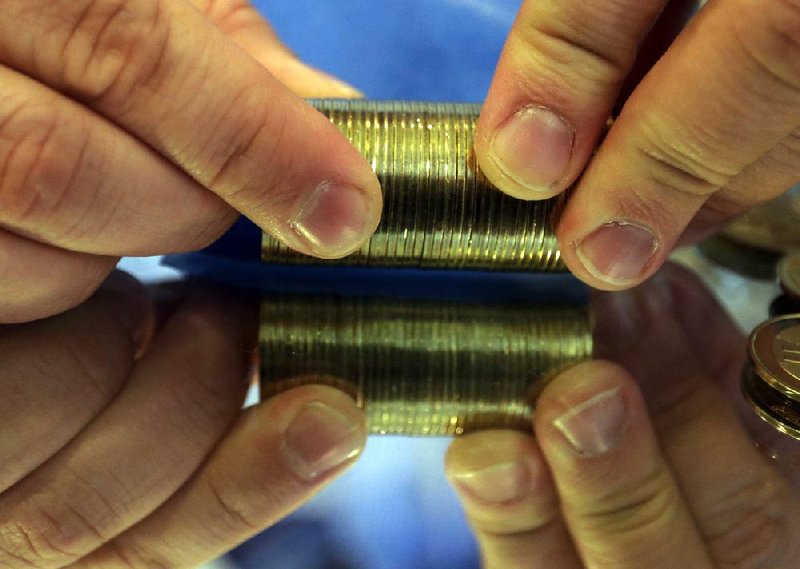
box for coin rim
[748,314,800,400]
[742,362,800,440]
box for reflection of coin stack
[742,316,800,439]
[262,100,565,270]
[260,296,592,435]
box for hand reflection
[0,272,366,568]
[447,263,800,568]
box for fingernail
[553,387,627,456]
[576,221,659,286]
[290,182,376,257]
[282,402,365,480]
[453,461,532,504]
[488,105,574,193]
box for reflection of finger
[0,227,117,322]
[446,431,582,569]
[79,386,366,568]
[0,0,382,259]
[558,1,800,289]
[594,267,800,567]
[190,0,362,97]
[0,288,255,567]
[475,0,669,199]
[535,361,713,568]
[0,271,149,492]
[0,65,235,257]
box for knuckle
[0,472,127,566]
[205,86,294,213]
[206,476,260,533]
[759,0,800,87]
[577,465,679,538]
[511,4,643,89]
[0,507,92,567]
[0,101,89,229]
[705,476,790,568]
[193,0,258,31]
[634,116,739,198]
[59,0,172,106]
[732,0,800,95]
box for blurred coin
[723,186,800,252]
[743,315,800,439]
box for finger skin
[475,0,669,200]
[0,0,382,259]
[0,287,256,568]
[557,0,800,289]
[534,361,713,569]
[446,431,582,569]
[593,264,800,567]
[77,386,366,568]
[0,228,117,323]
[0,271,149,493]
[0,64,235,257]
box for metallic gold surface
[259,295,592,435]
[743,315,800,440]
[262,100,564,270]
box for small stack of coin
[742,315,800,440]
[261,100,565,270]
[260,295,592,436]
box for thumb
[79,385,367,567]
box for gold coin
[743,315,800,439]
[259,295,592,436]
[261,100,565,271]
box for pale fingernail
[553,387,627,457]
[282,402,365,480]
[454,461,532,504]
[290,182,377,258]
[576,221,659,286]
[488,105,574,194]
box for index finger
[0,0,382,258]
[558,0,800,289]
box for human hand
[446,264,800,568]
[0,272,366,568]
[0,0,381,322]
[476,0,800,290]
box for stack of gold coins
[742,315,800,439]
[260,295,592,436]
[261,100,565,270]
